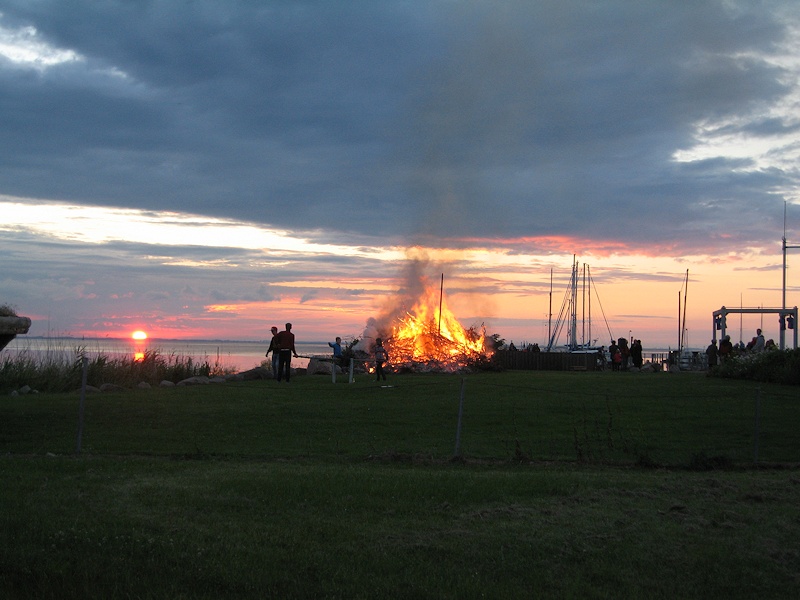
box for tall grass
[0,343,230,393]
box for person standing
[630,339,643,369]
[705,339,718,370]
[265,326,280,379]
[374,337,388,382]
[617,338,630,371]
[328,336,343,370]
[609,339,620,371]
[754,328,765,352]
[275,323,299,382]
[718,335,733,363]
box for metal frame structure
[711,306,798,350]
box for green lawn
[2,371,799,598]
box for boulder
[99,383,126,392]
[228,366,272,381]
[0,315,32,352]
[307,357,339,376]
[177,376,210,386]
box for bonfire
[360,272,493,373]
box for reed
[0,342,232,393]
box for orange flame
[384,281,491,372]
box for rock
[18,385,31,395]
[210,376,227,384]
[0,316,32,352]
[160,380,175,388]
[177,376,210,386]
[99,383,126,392]
[231,366,272,381]
[137,381,151,389]
[307,357,339,376]
[0,316,31,335]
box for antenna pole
[681,270,689,353]
[438,273,444,335]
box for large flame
[382,279,491,372]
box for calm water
[3,337,698,373]
[1,337,335,372]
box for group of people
[265,323,299,382]
[266,325,389,382]
[607,338,644,371]
[706,328,773,368]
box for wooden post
[454,378,465,457]
[76,356,88,454]
[754,387,761,464]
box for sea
[2,336,698,373]
[1,337,334,372]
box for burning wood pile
[358,267,493,373]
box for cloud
[1,1,800,345]
[0,2,795,252]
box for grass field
[2,371,800,598]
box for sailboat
[546,256,615,353]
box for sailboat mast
[569,256,578,349]
[548,268,552,346]
[581,263,586,347]
[588,264,592,347]
[677,291,682,353]
[680,269,689,352]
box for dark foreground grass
[2,371,800,598]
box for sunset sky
[1,1,799,349]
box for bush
[713,348,800,385]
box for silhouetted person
[631,339,643,368]
[265,326,280,379]
[374,337,388,381]
[753,328,765,352]
[275,323,299,382]
[705,339,718,369]
[609,340,620,371]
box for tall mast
[680,269,689,352]
[548,268,553,346]
[569,256,578,350]
[588,264,592,347]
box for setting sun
[132,330,148,340]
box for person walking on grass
[275,323,299,382]
[374,337,388,382]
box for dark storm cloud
[0,0,798,253]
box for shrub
[713,348,800,385]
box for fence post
[753,387,761,464]
[454,378,466,458]
[76,356,88,454]
[349,358,354,383]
